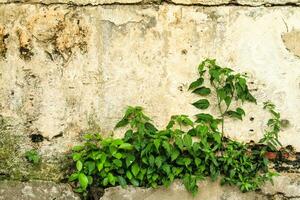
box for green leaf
[192,87,211,96]
[108,173,116,185]
[115,118,129,128]
[119,143,133,150]
[213,133,221,144]
[145,122,158,133]
[109,145,117,155]
[113,152,123,159]
[130,178,139,187]
[102,177,109,186]
[192,99,210,109]
[113,159,123,167]
[166,120,175,129]
[126,171,133,180]
[184,157,192,167]
[197,125,208,135]
[195,113,213,123]
[246,93,256,103]
[72,145,84,151]
[162,164,171,174]
[76,160,83,171]
[188,78,204,90]
[131,163,140,177]
[124,130,133,141]
[224,96,232,107]
[236,107,245,116]
[73,187,84,193]
[155,156,163,168]
[68,173,79,182]
[226,110,242,120]
[72,153,81,161]
[149,155,155,166]
[118,176,127,187]
[87,176,93,185]
[171,149,180,161]
[85,161,96,174]
[175,137,184,150]
[183,134,192,148]
[217,88,226,101]
[97,162,104,172]
[112,139,124,146]
[154,139,161,151]
[194,158,201,167]
[126,154,135,167]
[162,141,171,155]
[78,173,89,189]
[89,151,101,160]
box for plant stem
[212,82,225,137]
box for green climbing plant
[68,59,282,198]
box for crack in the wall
[0,1,300,7]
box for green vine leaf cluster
[190,59,256,135]
[68,59,283,197]
[259,101,282,151]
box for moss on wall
[0,115,71,182]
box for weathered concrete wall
[0,0,300,199]
[101,173,300,200]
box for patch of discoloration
[282,30,300,58]
[19,70,42,135]
[24,8,89,64]
[0,26,8,58]
[17,29,34,60]
[0,115,70,182]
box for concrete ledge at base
[100,173,300,200]
[0,0,300,6]
[0,180,80,200]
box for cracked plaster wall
[0,0,300,199]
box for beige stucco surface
[101,174,300,200]
[0,2,300,199]
[1,4,300,151]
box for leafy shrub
[69,59,281,196]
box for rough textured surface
[101,174,300,200]
[282,30,300,58]
[1,0,300,5]
[0,180,80,200]
[1,3,300,181]
[1,1,300,199]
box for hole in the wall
[286,145,295,152]
[19,46,34,61]
[250,117,254,121]
[30,134,44,143]
[181,49,187,55]
[178,85,183,92]
[53,132,64,139]
[249,129,254,132]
